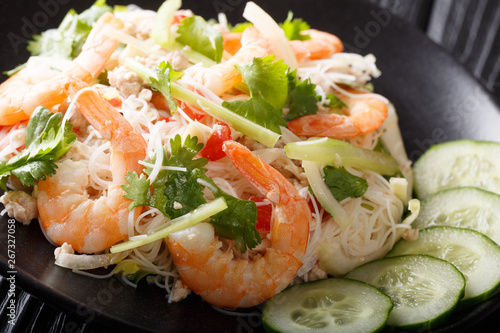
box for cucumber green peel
[413,139,500,199]
[388,226,500,308]
[262,277,393,333]
[413,187,500,246]
[284,137,399,175]
[345,254,465,330]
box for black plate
[1,0,500,332]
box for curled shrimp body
[289,29,344,61]
[287,91,388,139]
[35,81,147,253]
[186,26,271,96]
[190,27,343,96]
[0,13,123,126]
[166,141,310,308]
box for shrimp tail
[222,140,309,260]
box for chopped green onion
[285,137,400,175]
[110,197,228,253]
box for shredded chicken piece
[0,190,38,225]
[171,279,192,302]
[108,52,189,97]
[402,228,419,241]
[54,242,75,259]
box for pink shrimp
[287,91,388,139]
[186,26,272,96]
[222,29,343,61]
[191,26,343,97]
[289,29,344,61]
[0,12,123,126]
[166,141,310,308]
[35,80,147,253]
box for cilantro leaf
[231,22,253,32]
[223,56,289,134]
[210,193,260,253]
[122,134,260,253]
[123,135,207,216]
[223,95,287,134]
[164,170,207,219]
[166,135,208,170]
[199,174,261,253]
[149,62,182,113]
[122,172,154,210]
[324,93,347,109]
[235,56,289,110]
[176,15,224,63]
[27,0,111,59]
[0,107,76,190]
[280,11,311,41]
[322,166,368,202]
[284,70,318,121]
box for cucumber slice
[345,255,465,330]
[412,187,500,245]
[413,140,500,199]
[262,278,393,333]
[387,227,500,307]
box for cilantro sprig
[0,107,76,190]
[28,0,111,60]
[280,11,311,41]
[176,15,224,63]
[222,56,289,134]
[149,61,183,113]
[284,69,319,121]
[322,166,368,202]
[123,135,261,253]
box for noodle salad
[0,0,417,309]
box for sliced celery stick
[285,137,399,175]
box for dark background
[0,0,499,332]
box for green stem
[110,197,228,253]
[125,59,280,148]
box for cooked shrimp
[289,29,344,61]
[35,80,147,253]
[166,141,310,308]
[186,26,272,96]
[222,31,243,55]
[222,29,343,61]
[287,91,388,139]
[0,13,123,126]
[190,27,343,96]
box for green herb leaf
[231,22,253,32]
[123,135,207,216]
[27,0,111,59]
[324,93,347,109]
[199,175,261,253]
[166,135,208,170]
[122,134,260,253]
[322,166,368,202]
[122,172,156,210]
[149,61,182,112]
[176,15,224,63]
[0,107,76,190]
[284,70,318,121]
[164,170,207,219]
[223,56,289,134]
[210,193,260,253]
[280,11,311,41]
